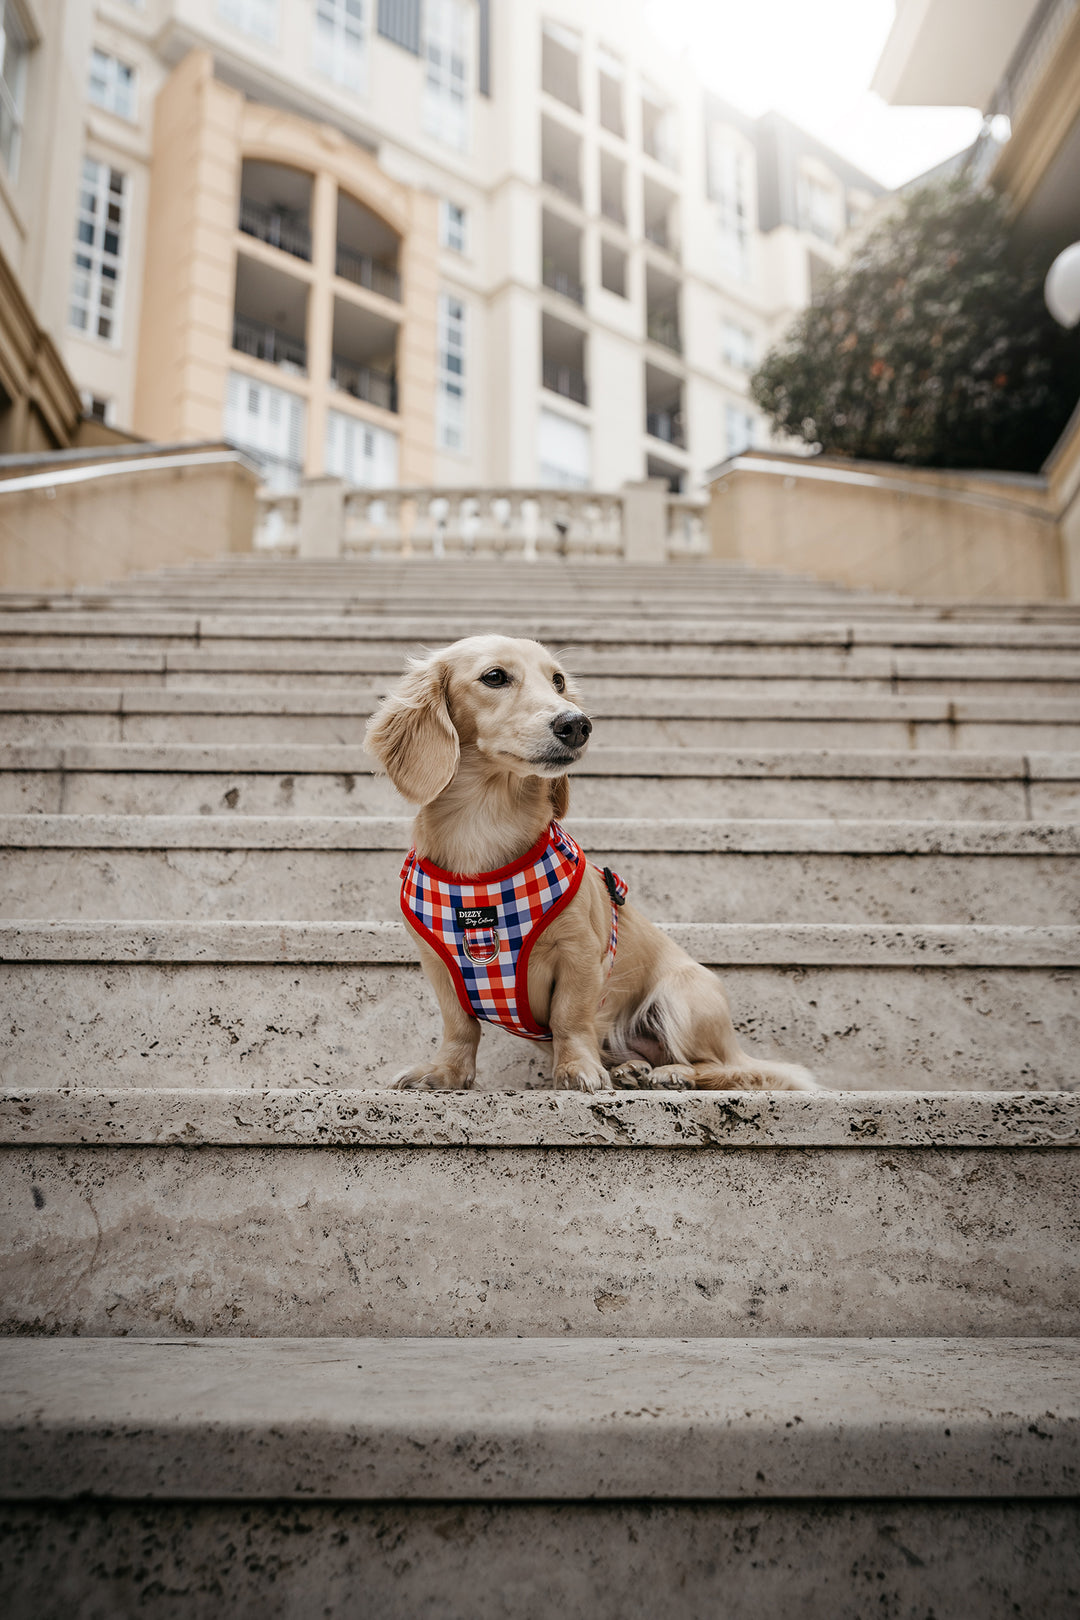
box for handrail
[0,450,259,497]
[709,455,1055,523]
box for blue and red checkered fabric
[400,821,625,1040]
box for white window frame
[538,407,590,489]
[423,0,471,153]
[720,319,755,374]
[440,198,468,254]
[0,0,29,181]
[68,157,127,345]
[314,0,367,94]
[218,0,277,44]
[88,47,137,120]
[225,371,306,490]
[325,409,398,487]
[724,402,758,458]
[797,167,841,246]
[437,290,466,453]
[710,127,753,284]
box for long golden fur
[365,634,817,1093]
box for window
[597,45,623,137]
[797,169,840,245]
[709,127,753,283]
[315,0,366,93]
[218,0,277,43]
[325,409,398,486]
[720,319,755,373]
[79,391,114,426]
[437,291,466,452]
[600,238,627,298]
[440,198,467,253]
[725,403,757,457]
[68,158,126,343]
[541,19,580,110]
[0,0,29,180]
[423,0,470,152]
[225,371,305,489]
[88,49,137,120]
[538,408,589,489]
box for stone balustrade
[255,480,708,563]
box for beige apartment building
[1,0,882,491]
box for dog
[365,634,817,1093]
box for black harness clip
[603,867,626,906]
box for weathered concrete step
[5,744,1078,819]
[3,647,1077,699]
[2,815,1074,923]
[2,745,1075,822]
[2,922,1075,1090]
[5,611,1080,650]
[3,1337,1076,1494]
[3,688,1077,749]
[1,1104,1078,1333]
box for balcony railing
[542,161,582,204]
[542,260,584,305]
[647,313,682,354]
[543,357,588,405]
[335,244,402,302]
[330,356,398,413]
[239,196,312,262]
[233,315,308,374]
[646,408,685,448]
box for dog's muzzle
[551,710,592,750]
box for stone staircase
[1,555,1078,1617]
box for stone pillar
[621,478,668,564]
[299,476,346,558]
[304,169,338,477]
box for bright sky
[644,0,985,190]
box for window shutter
[377,0,421,55]
[478,0,491,96]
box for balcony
[541,21,581,111]
[330,295,399,414]
[542,208,584,305]
[598,50,624,137]
[646,313,681,353]
[645,361,685,449]
[646,263,682,355]
[541,114,583,206]
[543,358,588,405]
[642,94,679,170]
[336,191,402,302]
[232,253,309,376]
[645,408,685,447]
[238,161,312,262]
[335,245,402,302]
[600,149,626,226]
[330,356,397,413]
[233,315,307,373]
[643,174,679,257]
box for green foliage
[750,179,1080,472]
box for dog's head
[364,635,590,806]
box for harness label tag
[455,906,498,927]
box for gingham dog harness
[400,821,627,1040]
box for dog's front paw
[643,1064,696,1091]
[610,1061,653,1089]
[553,1060,613,1093]
[393,1063,475,1091]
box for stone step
[2,646,1077,698]
[5,610,1080,651]
[6,743,1078,818]
[3,687,1078,749]
[1,1094,1078,1334]
[2,814,1074,924]
[2,921,1075,1090]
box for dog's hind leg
[631,960,819,1093]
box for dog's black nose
[552,710,592,749]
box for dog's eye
[552,673,566,694]
[480,668,510,688]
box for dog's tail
[614,967,819,1091]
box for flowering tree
[750,180,1079,472]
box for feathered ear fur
[549,775,570,820]
[364,655,459,804]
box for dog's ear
[549,775,570,820]
[365,655,459,804]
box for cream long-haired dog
[365,635,817,1093]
